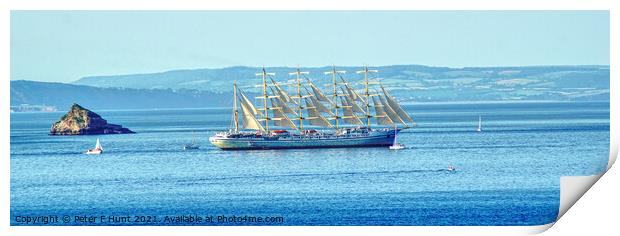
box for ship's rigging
[230,67,414,134]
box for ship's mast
[254,68,277,133]
[357,67,378,128]
[325,67,345,129]
[332,68,339,129]
[289,68,309,132]
[261,68,269,132]
[364,67,370,127]
[233,81,239,132]
[298,73,303,132]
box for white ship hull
[85,149,102,155]
[210,130,396,150]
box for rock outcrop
[50,103,135,135]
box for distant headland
[11,65,610,111]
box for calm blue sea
[10,101,610,226]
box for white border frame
[1,1,617,235]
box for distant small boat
[184,132,200,150]
[184,143,200,150]
[389,126,405,150]
[85,138,103,155]
[476,115,482,132]
[447,165,457,171]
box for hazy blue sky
[11,11,609,83]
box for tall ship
[209,67,415,150]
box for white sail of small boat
[389,126,405,150]
[85,138,103,155]
[184,132,200,150]
[476,115,482,132]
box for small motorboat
[85,138,103,155]
[389,126,405,150]
[447,165,457,172]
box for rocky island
[50,103,135,135]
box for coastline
[9,100,610,113]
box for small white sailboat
[183,132,200,150]
[389,126,405,150]
[85,138,103,155]
[476,115,482,132]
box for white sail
[280,98,297,115]
[341,88,365,113]
[304,98,334,128]
[346,85,358,101]
[379,95,407,125]
[239,89,263,116]
[393,127,398,144]
[308,93,334,116]
[344,82,366,103]
[95,138,102,150]
[477,115,482,132]
[270,106,298,130]
[372,97,394,125]
[269,87,297,115]
[381,85,414,123]
[340,97,363,125]
[308,81,332,103]
[270,78,294,103]
[238,91,266,132]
